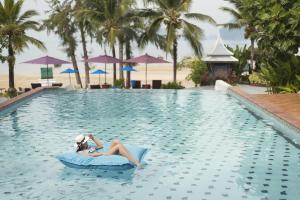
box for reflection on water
[0,89,299,200]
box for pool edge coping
[228,86,300,144]
[0,87,59,113]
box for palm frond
[220,6,241,20]
[218,22,243,29]
[184,13,216,25]
[182,20,204,57]
[17,10,38,23]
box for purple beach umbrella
[124,54,169,85]
[23,56,70,86]
[85,55,121,84]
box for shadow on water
[59,166,136,183]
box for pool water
[0,89,299,200]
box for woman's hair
[76,142,88,152]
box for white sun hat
[74,134,90,147]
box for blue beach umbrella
[121,66,137,88]
[91,70,107,85]
[61,68,79,84]
[121,66,137,72]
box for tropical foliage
[259,55,300,93]
[43,0,82,88]
[161,82,185,89]
[222,0,300,93]
[73,0,94,88]
[0,0,45,94]
[0,37,6,63]
[250,0,300,58]
[248,72,268,86]
[178,57,208,87]
[77,0,140,84]
[137,0,215,83]
[220,0,258,71]
[226,45,250,78]
[1,0,299,92]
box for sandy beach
[0,65,194,89]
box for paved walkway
[0,97,7,104]
[237,84,268,94]
[230,86,300,130]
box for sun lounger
[90,84,101,89]
[131,80,141,89]
[102,84,111,89]
[52,83,63,87]
[0,88,5,95]
[31,83,42,89]
[152,80,162,89]
[17,87,25,95]
[142,84,151,89]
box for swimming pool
[0,89,299,200]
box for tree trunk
[125,40,131,88]
[79,24,90,88]
[172,39,178,83]
[7,35,15,90]
[112,45,117,84]
[250,38,255,74]
[118,39,124,80]
[70,52,82,88]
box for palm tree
[74,0,94,88]
[97,0,136,81]
[79,0,137,83]
[43,0,83,88]
[138,0,215,82]
[219,0,257,73]
[0,0,45,93]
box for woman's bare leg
[109,139,121,150]
[104,144,140,166]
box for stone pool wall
[0,87,59,114]
[228,86,300,145]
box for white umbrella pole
[69,73,71,85]
[145,63,148,85]
[47,63,49,87]
[99,74,101,85]
[105,63,107,84]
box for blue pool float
[56,143,149,170]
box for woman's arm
[88,134,103,149]
[78,151,104,157]
[89,152,104,157]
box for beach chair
[102,84,111,89]
[17,87,25,95]
[0,88,5,95]
[142,84,151,89]
[31,83,42,89]
[52,83,63,87]
[90,84,101,89]
[152,80,162,89]
[131,80,141,89]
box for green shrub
[161,82,185,89]
[113,79,125,88]
[226,45,250,78]
[178,57,208,86]
[249,72,268,86]
[259,55,300,93]
[278,75,300,93]
[7,88,17,98]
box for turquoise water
[0,89,299,200]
